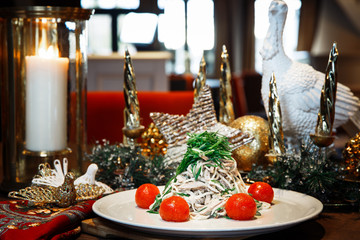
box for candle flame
[38,45,60,58]
[36,18,60,58]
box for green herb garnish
[197,206,207,212]
[249,193,263,216]
[176,131,233,176]
[221,187,236,195]
[148,131,234,214]
[176,192,190,197]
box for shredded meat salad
[149,131,250,220]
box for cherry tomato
[135,183,160,209]
[248,182,274,204]
[159,196,190,222]
[225,193,257,220]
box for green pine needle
[87,140,175,190]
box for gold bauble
[229,115,270,172]
[343,132,360,179]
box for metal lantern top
[0,6,93,20]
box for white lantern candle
[25,46,69,151]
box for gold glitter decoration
[310,42,338,147]
[268,73,285,155]
[219,45,235,125]
[9,173,76,207]
[75,183,105,201]
[230,115,271,172]
[194,55,206,102]
[150,85,253,165]
[343,132,360,179]
[28,223,41,227]
[31,209,51,215]
[7,225,18,229]
[141,123,168,157]
[123,49,144,147]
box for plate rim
[92,186,323,237]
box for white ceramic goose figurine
[261,0,360,142]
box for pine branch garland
[248,140,358,204]
[87,140,175,190]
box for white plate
[93,186,323,237]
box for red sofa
[87,91,194,144]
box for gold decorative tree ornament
[194,55,207,102]
[310,42,338,147]
[122,49,144,147]
[268,72,285,156]
[219,45,235,125]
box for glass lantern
[0,6,93,190]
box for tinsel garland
[248,140,360,205]
[87,140,175,191]
[88,139,359,206]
